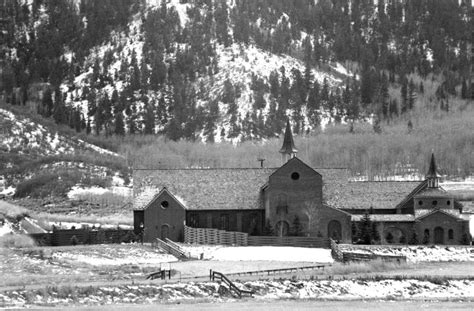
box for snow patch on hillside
[0,108,119,157]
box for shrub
[408,232,419,245]
[0,234,36,248]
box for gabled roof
[279,119,298,154]
[135,187,188,211]
[269,156,321,178]
[395,180,428,210]
[325,181,421,210]
[133,167,424,212]
[134,168,274,210]
[413,187,453,198]
[351,214,415,222]
[415,209,468,221]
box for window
[448,229,454,240]
[418,200,423,206]
[291,172,300,180]
[432,200,438,206]
[161,201,169,209]
[447,200,451,206]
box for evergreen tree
[114,110,125,136]
[41,89,54,117]
[143,103,155,135]
[408,79,417,110]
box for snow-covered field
[343,245,474,263]
[1,279,473,308]
[207,246,333,263]
[52,246,176,266]
[178,244,333,263]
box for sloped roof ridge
[269,157,322,178]
[395,180,428,209]
[415,208,465,221]
[349,180,423,183]
[134,166,349,171]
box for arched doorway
[327,220,342,241]
[275,221,289,237]
[434,227,444,244]
[161,224,170,240]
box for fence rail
[342,251,407,263]
[248,236,330,248]
[154,238,189,259]
[210,270,253,298]
[29,229,135,246]
[184,226,248,246]
[184,226,330,248]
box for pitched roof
[269,157,321,178]
[351,214,415,222]
[279,119,298,154]
[133,167,424,212]
[415,209,469,221]
[134,168,274,210]
[395,180,428,210]
[426,153,438,179]
[324,181,421,210]
[413,187,453,198]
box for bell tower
[279,119,298,164]
[426,153,439,188]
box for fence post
[209,269,213,281]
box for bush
[0,234,36,248]
[408,232,419,245]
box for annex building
[133,121,472,245]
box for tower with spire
[279,119,298,164]
[426,153,439,188]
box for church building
[133,121,471,245]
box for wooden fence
[29,229,136,246]
[184,226,248,246]
[342,252,407,263]
[247,236,330,248]
[184,226,330,248]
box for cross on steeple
[279,119,298,163]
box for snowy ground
[0,219,14,236]
[52,245,176,266]
[0,279,473,308]
[343,245,474,263]
[178,244,333,263]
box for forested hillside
[0,0,473,178]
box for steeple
[426,153,439,188]
[279,119,298,163]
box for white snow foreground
[206,246,334,263]
[1,279,473,307]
